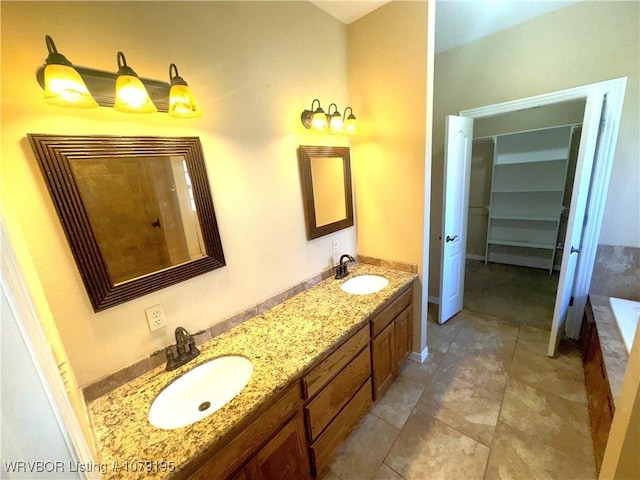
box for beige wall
[347,1,429,351]
[1,1,356,386]
[430,1,640,297]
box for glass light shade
[310,111,328,132]
[114,75,157,113]
[344,117,358,136]
[43,64,98,108]
[329,114,344,134]
[168,84,202,118]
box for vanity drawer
[302,324,369,399]
[310,378,372,474]
[305,345,371,441]
[371,287,412,337]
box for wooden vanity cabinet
[580,299,615,472]
[178,281,414,480]
[371,321,395,398]
[244,413,309,480]
[182,383,311,480]
[302,324,371,477]
[370,286,413,400]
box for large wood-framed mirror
[298,145,354,240]
[27,134,226,312]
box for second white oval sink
[341,275,389,295]
[148,355,253,430]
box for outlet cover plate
[145,304,167,332]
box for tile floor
[320,309,596,480]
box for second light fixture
[301,99,357,135]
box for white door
[439,115,474,324]
[548,92,606,356]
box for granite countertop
[87,263,416,480]
[589,294,630,406]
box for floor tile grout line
[498,325,597,470]
[480,325,521,479]
[498,403,596,467]
[496,418,598,473]
[381,461,408,480]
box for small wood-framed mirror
[298,145,354,240]
[27,134,226,312]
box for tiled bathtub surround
[589,295,629,405]
[84,257,411,402]
[590,244,640,300]
[586,244,637,406]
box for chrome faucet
[335,254,356,279]
[151,326,207,371]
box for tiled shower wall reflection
[590,245,640,300]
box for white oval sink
[148,356,253,430]
[341,275,389,295]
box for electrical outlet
[145,304,167,332]
[332,240,339,254]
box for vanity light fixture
[41,35,98,109]
[114,52,157,113]
[301,99,357,135]
[327,103,344,135]
[168,63,202,118]
[36,35,201,117]
[300,98,329,133]
[343,107,358,136]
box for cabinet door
[245,414,311,480]
[371,321,395,400]
[394,306,412,370]
[230,470,247,480]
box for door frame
[457,77,627,339]
[1,219,98,478]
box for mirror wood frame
[27,134,226,312]
[298,145,354,240]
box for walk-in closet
[463,100,586,329]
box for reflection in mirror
[310,156,347,227]
[70,155,206,284]
[299,145,354,240]
[27,134,226,311]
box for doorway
[438,77,627,356]
[463,101,585,331]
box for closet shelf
[495,156,568,166]
[490,215,560,222]
[487,239,556,250]
[492,188,564,194]
[485,125,574,273]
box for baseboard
[428,296,439,304]
[409,346,429,363]
[466,254,485,261]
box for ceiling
[308,1,579,53]
[309,1,392,24]
[434,1,579,53]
